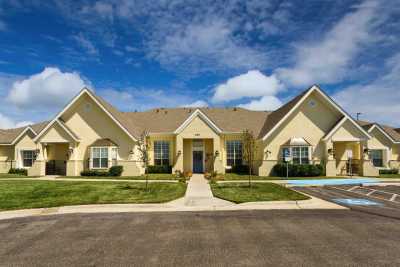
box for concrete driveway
[1,210,400,266]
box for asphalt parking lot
[295,185,400,220]
[1,209,400,266]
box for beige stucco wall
[173,115,224,173]
[260,91,342,176]
[0,146,14,173]
[59,93,142,175]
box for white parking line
[348,186,359,191]
[366,190,377,196]
[390,194,397,202]
[330,186,400,204]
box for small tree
[242,129,258,187]
[137,130,150,190]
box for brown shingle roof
[0,121,49,144]
[2,87,398,143]
[356,120,400,142]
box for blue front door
[193,151,203,173]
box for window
[281,146,310,164]
[22,150,35,167]
[92,147,108,168]
[154,141,170,166]
[226,140,242,166]
[370,149,383,167]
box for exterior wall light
[328,148,335,155]
[215,150,219,157]
[177,150,182,156]
[363,148,370,155]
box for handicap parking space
[295,185,400,219]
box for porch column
[66,142,79,176]
[360,140,379,177]
[324,140,336,176]
[173,136,183,173]
[213,137,224,174]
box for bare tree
[137,130,150,190]
[242,129,258,187]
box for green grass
[0,173,33,178]
[210,182,310,203]
[0,180,187,211]
[221,173,347,180]
[60,173,178,180]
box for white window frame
[154,141,170,166]
[281,146,311,165]
[21,149,36,168]
[90,146,118,169]
[226,140,243,167]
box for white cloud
[238,96,282,111]
[277,1,381,87]
[180,100,208,108]
[72,33,99,55]
[0,112,32,129]
[212,70,283,103]
[334,53,400,126]
[152,19,267,73]
[7,67,88,109]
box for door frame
[192,139,205,173]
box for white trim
[262,85,372,141]
[367,124,399,144]
[192,140,205,173]
[331,137,367,142]
[322,117,348,141]
[9,127,37,145]
[34,88,137,142]
[174,109,222,134]
[55,120,80,142]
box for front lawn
[0,173,32,178]
[210,182,310,203]
[0,180,186,211]
[60,173,178,180]
[221,173,347,180]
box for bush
[109,165,123,176]
[147,165,172,174]
[8,168,27,176]
[272,163,324,177]
[227,165,249,174]
[379,168,399,175]
[80,170,109,176]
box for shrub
[109,165,123,176]
[80,170,109,176]
[8,168,27,176]
[147,165,172,174]
[226,165,249,174]
[379,168,399,175]
[272,163,324,177]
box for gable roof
[34,88,138,142]
[357,120,400,143]
[1,86,397,143]
[261,85,371,141]
[0,121,48,145]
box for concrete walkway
[180,174,232,207]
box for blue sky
[0,0,399,128]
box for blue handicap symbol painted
[333,198,382,206]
